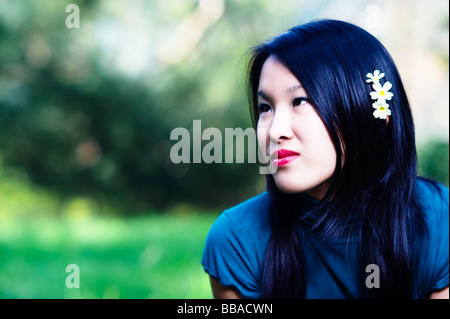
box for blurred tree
[0,0,268,213]
[0,0,448,214]
[418,140,449,187]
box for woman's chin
[273,181,305,194]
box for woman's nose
[269,109,294,143]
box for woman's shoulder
[221,191,271,229]
[414,178,449,296]
[415,177,449,213]
[415,177,448,235]
[208,192,272,240]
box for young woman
[201,19,449,299]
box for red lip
[271,149,299,167]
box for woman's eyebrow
[256,90,273,104]
[286,84,303,94]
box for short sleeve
[428,186,449,292]
[415,180,449,297]
[201,193,273,299]
[201,210,263,299]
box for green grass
[0,213,218,299]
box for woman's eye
[259,103,271,113]
[292,97,309,107]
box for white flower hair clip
[366,70,393,120]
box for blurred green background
[0,0,448,298]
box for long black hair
[247,19,427,298]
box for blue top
[201,178,449,298]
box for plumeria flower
[372,100,391,119]
[366,70,385,84]
[370,81,394,103]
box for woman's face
[256,56,337,200]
